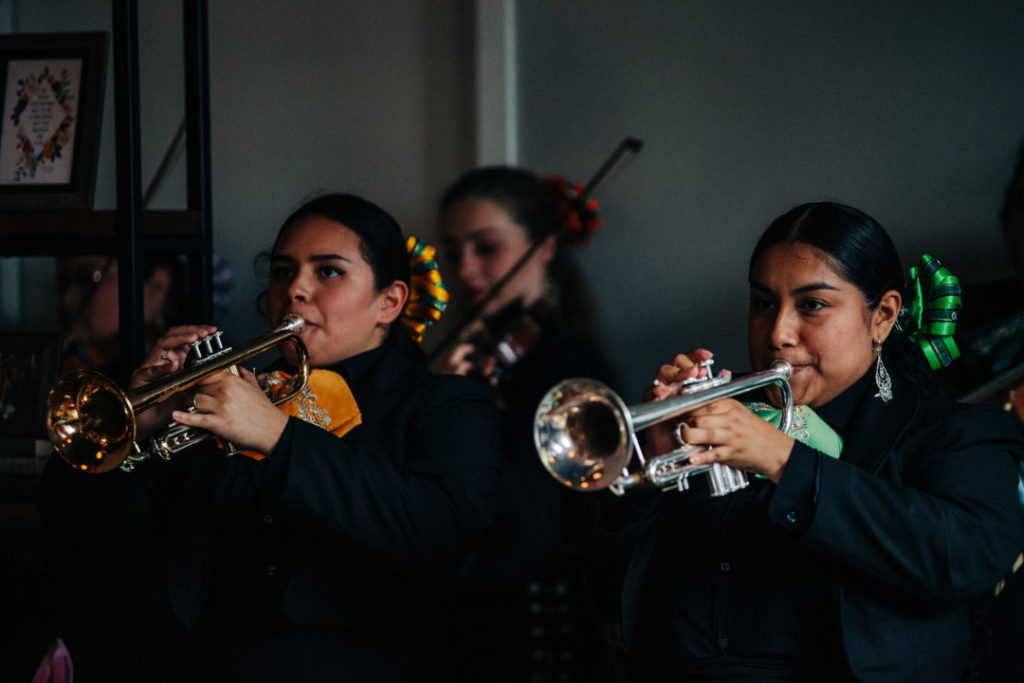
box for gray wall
[206,1,473,337]
[517,0,1024,400]
[5,0,474,340]
[4,1,1023,405]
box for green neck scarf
[745,402,843,459]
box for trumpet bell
[46,370,136,473]
[535,378,634,491]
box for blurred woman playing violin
[40,193,501,683]
[439,166,619,681]
[612,202,1024,682]
[441,167,606,382]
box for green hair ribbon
[400,235,449,344]
[898,254,962,370]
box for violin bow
[426,136,643,362]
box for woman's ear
[872,289,902,343]
[376,280,409,325]
[537,234,558,266]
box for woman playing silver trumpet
[40,193,501,683]
[585,202,1024,682]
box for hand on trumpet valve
[643,348,798,484]
[131,324,219,388]
[128,324,219,437]
[643,348,715,455]
[646,348,715,401]
[171,367,290,455]
[672,395,796,484]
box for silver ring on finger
[674,421,689,446]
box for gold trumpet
[534,360,793,496]
[47,314,310,474]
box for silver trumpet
[534,359,793,496]
[47,314,310,473]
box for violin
[460,298,553,386]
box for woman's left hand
[171,368,290,456]
[680,398,796,484]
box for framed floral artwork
[0,32,107,209]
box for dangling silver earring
[874,341,892,403]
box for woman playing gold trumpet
[39,194,501,683]
[601,202,1024,682]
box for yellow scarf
[240,369,362,460]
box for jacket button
[265,565,276,577]
[263,514,274,524]
[786,510,798,523]
[719,561,731,572]
[718,636,728,648]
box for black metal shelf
[1,0,212,376]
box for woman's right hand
[443,342,495,378]
[643,348,715,457]
[130,324,218,437]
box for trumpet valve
[706,463,733,497]
[188,331,229,365]
[680,365,732,394]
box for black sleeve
[770,406,1024,601]
[267,379,502,573]
[766,441,820,534]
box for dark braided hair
[750,201,949,394]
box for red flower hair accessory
[541,175,602,247]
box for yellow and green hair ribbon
[400,235,449,344]
[899,254,961,370]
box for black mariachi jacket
[169,334,502,631]
[616,372,1024,682]
[40,334,501,680]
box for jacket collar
[836,373,919,474]
[343,333,425,426]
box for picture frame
[0,32,107,209]
[0,332,59,439]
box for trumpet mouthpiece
[281,314,305,332]
[769,359,793,379]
